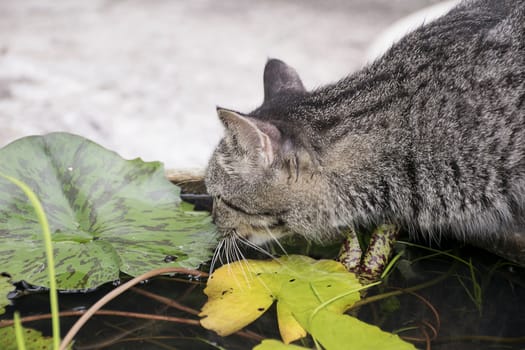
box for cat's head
[205,59,334,246]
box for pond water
[1,196,524,349]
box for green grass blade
[0,173,60,350]
[13,312,27,350]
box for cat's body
[205,0,525,264]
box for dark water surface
[2,239,525,349]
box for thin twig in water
[0,310,199,327]
[1,309,265,343]
[58,267,207,350]
[130,287,200,315]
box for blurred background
[0,0,455,170]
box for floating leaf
[0,325,72,350]
[0,132,216,290]
[200,255,415,350]
[0,275,14,315]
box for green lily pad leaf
[200,255,415,350]
[0,325,72,350]
[253,339,310,350]
[0,132,216,290]
[0,275,14,315]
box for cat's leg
[337,228,363,273]
[358,224,399,283]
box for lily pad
[0,325,70,350]
[0,132,215,290]
[200,255,415,350]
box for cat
[205,0,525,266]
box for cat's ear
[217,108,280,167]
[263,58,306,101]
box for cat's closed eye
[219,197,255,216]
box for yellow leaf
[200,255,416,349]
[200,256,361,339]
[199,260,276,335]
[276,301,307,344]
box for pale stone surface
[0,0,442,169]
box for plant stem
[0,173,60,350]
[59,267,207,350]
[13,312,26,350]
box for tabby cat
[205,0,525,265]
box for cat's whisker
[230,236,254,287]
[237,235,279,261]
[232,236,260,276]
[209,237,225,275]
[227,231,253,288]
[230,233,247,263]
[264,226,288,256]
[218,237,229,267]
[224,235,233,271]
[223,235,244,286]
[231,233,275,293]
[235,247,254,275]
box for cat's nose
[211,198,237,229]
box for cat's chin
[235,225,290,246]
